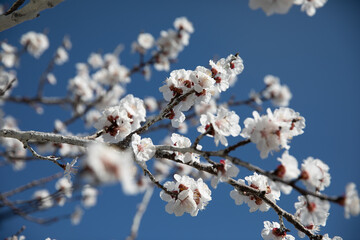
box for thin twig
[0,172,63,198]
[126,187,154,240]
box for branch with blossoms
[0,15,358,240]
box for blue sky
[1,0,360,239]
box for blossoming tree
[0,0,359,239]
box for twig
[126,187,154,240]
[4,0,26,15]
[0,172,63,198]
[0,0,64,32]
[22,141,64,169]
[0,77,16,96]
[223,139,251,154]
[0,129,92,147]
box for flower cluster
[241,107,305,159]
[0,43,18,68]
[55,177,73,206]
[94,94,146,143]
[197,106,241,146]
[20,31,49,58]
[249,0,327,17]
[211,159,239,188]
[0,113,26,170]
[81,143,138,195]
[154,17,194,71]
[160,174,211,216]
[230,173,280,212]
[263,75,292,107]
[168,133,201,163]
[159,53,243,128]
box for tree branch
[0,129,91,147]
[0,0,64,32]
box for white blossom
[71,206,83,225]
[144,96,158,112]
[170,133,201,163]
[174,17,194,33]
[241,108,304,159]
[294,195,330,227]
[300,157,331,191]
[88,53,104,69]
[20,31,49,58]
[131,133,156,163]
[46,73,57,85]
[55,177,72,206]
[261,221,295,240]
[198,106,241,146]
[81,185,98,208]
[322,234,343,240]
[138,33,155,49]
[211,159,239,188]
[344,182,360,219]
[94,106,132,143]
[160,174,211,216]
[33,189,53,209]
[294,0,327,17]
[0,43,17,68]
[249,0,294,16]
[272,151,300,194]
[263,75,292,107]
[82,143,138,195]
[230,173,280,212]
[54,47,68,65]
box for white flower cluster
[168,133,201,163]
[198,106,241,146]
[0,113,26,170]
[160,174,211,216]
[154,17,194,71]
[249,0,327,17]
[230,173,280,212]
[211,159,239,188]
[94,94,146,143]
[67,51,130,114]
[159,53,243,128]
[0,67,17,100]
[263,75,292,107]
[20,31,49,58]
[32,189,53,209]
[241,107,305,159]
[343,182,360,219]
[55,177,73,206]
[0,43,18,68]
[81,184,98,208]
[82,143,138,195]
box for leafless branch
[0,0,64,32]
[126,187,154,240]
